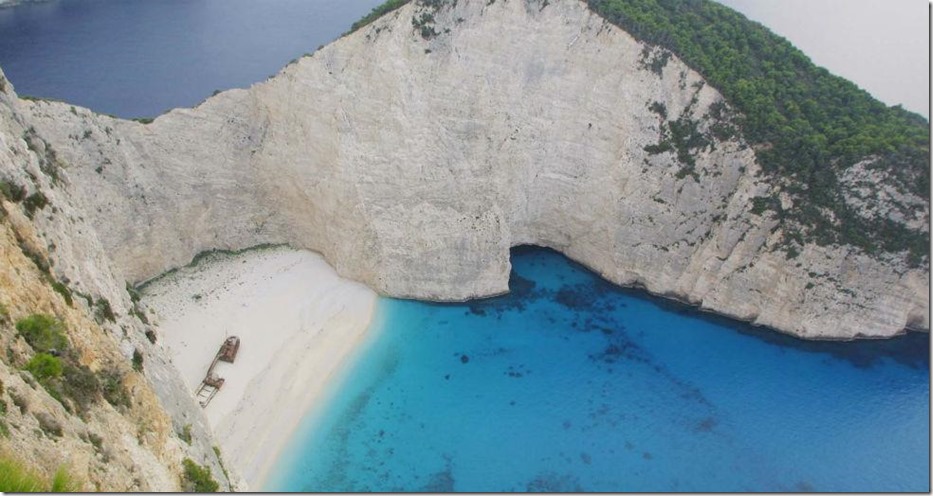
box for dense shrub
[179,424,192,445]
[99,369,130,409]
[24,353,63,381]
[15,314,132,414]
[51,282,73,307]
[125,282,141,303]
[60,364,101,413]
[182,459,218,492]
[22,192,48,218]
[0,456,46,492]
[132,350,144,372]
[0,180,25,202]
[15,315,69,354]
[94,298,116,323]
[49,467,77,492]
[132,306,150,325]
[0,454,78,492]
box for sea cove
[0,0,927,491]
[268,247,929,492]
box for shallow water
[0,0,383,118]
[0,2,927,490]
[268,246,929,492]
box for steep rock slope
[0,72,233,489]
[13,0,929,339]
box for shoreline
[259,297,392,490]
[140,246,378,490]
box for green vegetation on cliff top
[350,0,411,33]
[356,0,930,265]
[587,0,929,266]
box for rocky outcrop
[0,67,232,489]
[5,0,929,344]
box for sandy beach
[140,246,378,490]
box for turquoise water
[0,1,927,490]
[269,246,929,492]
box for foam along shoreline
[139,246,378,490]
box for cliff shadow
[506,245,930,371]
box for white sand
[140,246,378,490]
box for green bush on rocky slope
[0,453,78,492]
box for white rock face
[7,0,929,339]
[0,64,232,490]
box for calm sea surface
[268,247,929,492]
[0,1,928,491]
[0,0,383,118]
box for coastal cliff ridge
[5,0,929,340]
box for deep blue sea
[0,0,383,118]
[268,247,929,492]
[0,1,928,491]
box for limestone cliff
[3,0,929,344]
[0,69,232,489]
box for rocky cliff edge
[8,0,930,341]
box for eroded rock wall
[0,70,233,490]
[14,0,929,341]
